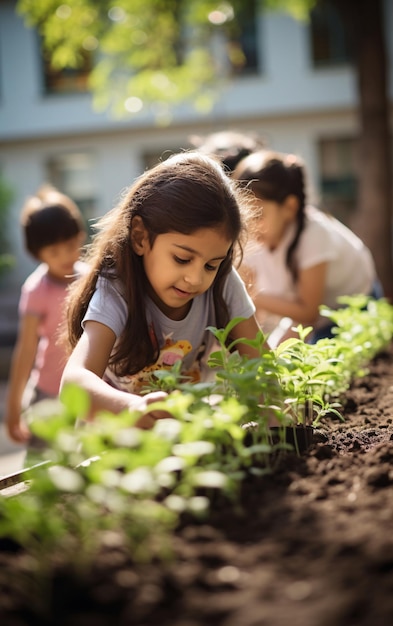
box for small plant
[207,317,287,425]
[274,296,393,426]
[274,333,345,426]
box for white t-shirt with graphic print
[82,267,256,393]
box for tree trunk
[335,0,393,299]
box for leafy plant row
[0,296,392,585]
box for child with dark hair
[61,151,262,429]
[5,185,87,443]
[233,150,382,345]
[189,130,265,174]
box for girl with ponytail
[233,150,381,345]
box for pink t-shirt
[19,261,86,396]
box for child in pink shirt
[5,185,87,443]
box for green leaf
[192,470,227,489]
[59,383,90,418]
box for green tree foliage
[17,0,266,117]
[16,0,317,118]
[263,0,316,19]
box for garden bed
[1,344,393,625]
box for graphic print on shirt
[105,325,204,394]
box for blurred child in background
[189,129,265,174]
[5,185,87,443]
[233,150,382,345]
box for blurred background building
[0,0,392,375]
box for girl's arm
[5,314,40,443]
[254,262,327,325]
[60,320,171,428]
[238,264,258,300]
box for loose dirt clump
[1,348,393,626]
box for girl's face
[253,196,298,250]
[38,233,84,282]
[134,225,232,321]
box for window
[200,0,259,76]
[318,137,358,225]
[227,0,259,75]
[46,152,97,236]
[310,2,352,67]
[41,45,92,95]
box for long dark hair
[66,151,248,376]
[233,150,307,281]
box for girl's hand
[131,391,174,430]
[5,413,31,444]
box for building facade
[0,0,392,356]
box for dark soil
[2,346,393,626]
